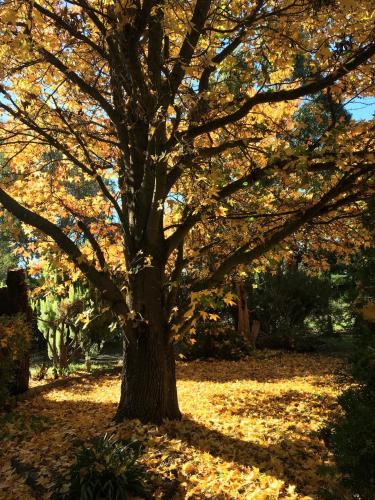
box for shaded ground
[0,352,349,499]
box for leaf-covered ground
[0,352,348,499]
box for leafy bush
[324,386,375,498]
[34,280,119,375]
[177,266,333,358]
[350,323,375,388]
[0,314,31,407]
[55,434,148,499]
[177,321,250,360]
[250,267,332,349]
[322,317,375,498]
[322,219,375,498]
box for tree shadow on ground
[164,415,327,495]
[208,388,338,421]
[3,393,332,498]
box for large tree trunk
[115,267,181,424]
[115,329,180,423]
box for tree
[0,269,31,401]
[35,265,119,375]
[0,0,374,423]
[0,156,18,282]
[250,265,332,348]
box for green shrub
[322,319,375,498]
[250,267,332,349]
[54,433,148,499]
[325,386,375,498]
[350,323,375,388]
[34,280,119,375]
[177,320,250,360]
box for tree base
[115,332,181,425]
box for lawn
[0,352,348,499]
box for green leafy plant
[250,267,332,350]
[324,386,375,498]
[322,259,375,498]
[56,433,148,500]
[34,278,119,376]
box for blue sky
[345,96,375,121]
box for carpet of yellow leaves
[0,352,348,499]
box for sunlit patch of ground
[0,352,349,499]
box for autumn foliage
[0,0,374,422]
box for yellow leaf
[214,206,228,217]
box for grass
[29,357,122,385]
[30,362,110,377]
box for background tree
[34,262,119,376]
[0,269,32,405]
[0,0,374,423]
[250,266,331,347]
[0,219,17,283]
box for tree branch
[0,89,126,225]
[198,0,264,92]
[168,0,212,98]
[37,47,119,124]
[33,2,108,59]
[191,166,374,291]
[0,186,127,314]
[77,220,106,270]
[185,42,375,139]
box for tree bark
[11,355,30,395]
[236,280,260,349]
[0,269,31,396]
[236,280,251,344]
[250,320,260,350]
[115,330,181,424]
[115,267,181,424]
